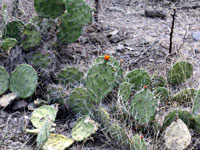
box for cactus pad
[162,109,194,131]
[118,82,132,102]
[106,123,131,149]
[9,64,38,98]
[130,89,157,125]
[151,75,167,89]
[1,38,17,52]
[72,116,98,142]
[42,134,74,150]
[192,90,200,115]
[191,115,200,133]
[172,88,196,103]
[68,88,95,115]
[57,67,84,85]
[34,0,65,19]
[21,24,41,50]
[0,66,9,95]
[57,0,92,44]
[168,61,193,85]
[126,69,151,91]
[130,135,147,150]
[154,87,170,102]
[86,56,123,103]
[2,21,25,41]
[31,105,57,129]
[91,107,110,128]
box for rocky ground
[0,0,200,149]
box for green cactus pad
[168,61,193,85]
[0,66,9,95]
[86,56,123,103]
[151,75,167,89]
[91,107,110,128]
[126,69,151,91]
[34,0,65,19]
[192,90,200,115]
[162,109,194,132]
[64,0,93,26]
[130,135,147,150]
[57,67,84,85]
[172,88,196,103]
[68,88,95,115]
[130,89,157,125]
[154,87,170,102]
[47,84,67,105]
[191,115,200,133]
[9,64,38,98]
[42,134,74,150]
[118,82,132,102]
[31,105,57,129]
[72,116,99,142]
[1,38,17,52]
[37,117,52,149]
[30,50,53,68]
[2,21,25,41]
[57,0,92,44]
[106,123,131,149]
[21,24,41,50]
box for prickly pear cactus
[72,116,98,142]
[57,67,84,85]
[151,75,167,89]
[31,105,57,129]
[86,56,123,103]
[42,134,74,150]
[2,21,25,41]
[126,69,151,91]
[1,38,17,52]
[91,107,110,128]
[68,88,95,115]
[28,50,55,68]
[168,61,193,85]
[0,66,9,95]
[164,119,191,150]
[162,109,194,132]
[172,88,196,103]
[34,0,65,19]
[130,135,147,150]
[64,0,93,26]
[130,89,157,125]
[9,64,38,98]
[118,82,132,102]
[21,24,41,50]
[47,84,67,105]
[57,0,92,44]
[193,90,200,115]
[106,123,131,149]
[154,87,170,102]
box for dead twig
[169,9,176,54]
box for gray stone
[192,32,200,41]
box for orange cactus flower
[104,54,110,60]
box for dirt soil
[0,0,200,149]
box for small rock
[164,119,191,150]
[117,44,125,52]
[145,10,166,19]
[192,32,200,41]
[109,34,121,43]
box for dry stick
[169,9,176,54]
[94,0,99,23]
